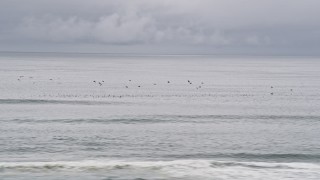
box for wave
[158,114,320,121]
[3,118,171,124]
[166,153,320,162]
[1,160,319,173]
[1,160,320,180]
[4,114,320,124]
[0,99,129,105]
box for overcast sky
[1,0,320,55]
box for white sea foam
[1,160,320,179]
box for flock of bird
[17,75,293,95]
[91,79,292,95]
[92,79,205,90]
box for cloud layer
[1,0,320,54]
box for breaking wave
[1,160,319,172]
[1,159,320,180]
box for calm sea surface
[0,53,320,180]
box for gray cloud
[1,0,320,54]
[17,14,231,46]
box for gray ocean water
[0,53,320,180]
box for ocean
[0,53,320,180]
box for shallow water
[0,53,320,179]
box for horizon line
[0,51,319,57]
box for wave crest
[1,160,319,172]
